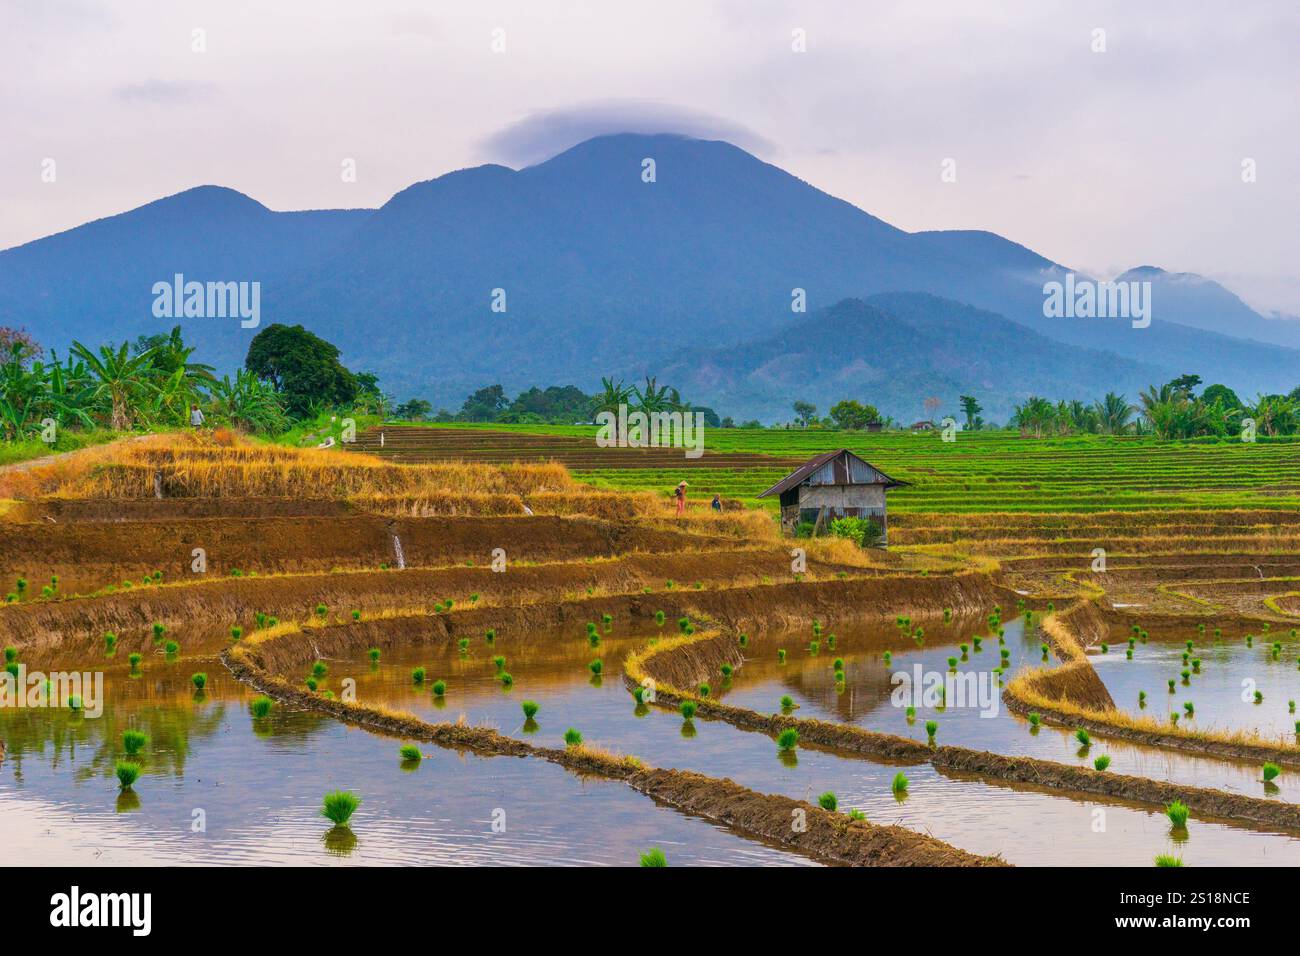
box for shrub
[563,728,583,747]
[639,848,667,867]
[190,672,207,689]
[776,728,798,751]
[322,790,361,826]
[817,791,838,811]
[114,761,141,791]
[122,730,148,755]
[250,696,273,718]
[400,745,421,762]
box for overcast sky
[3,0,1297,313]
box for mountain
[652,293,1165,423]
[2,133,1296,418]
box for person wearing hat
[674,481,688,516]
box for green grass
[1166,800,1190,829]
[563,728,583,747]
[639,847,667,867]
[776,728,798,751]
[250,696,274,719]
[0,428,119,467]
[114,760,141,790]
[122,730,148,756]
[399,745,421,762]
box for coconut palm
[1093,392,1135,435]
[632,376,682,414]
[595,376,634,440]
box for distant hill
[651,293,1165,423]
[2,132,1297,418]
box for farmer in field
[674,480,688,516]
[711,494,722,512]
[189,403,205,428]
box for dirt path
[0,433,154,476]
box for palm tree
[595,377,634,441]
[632,376,682,414]
[70,341,163,430]
[1093,392,1134,435]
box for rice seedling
[1094,755,1111,771]
[925,720,938,741]
[1183,701,1194,716]
[639,848,667,867]
[946,656,958,670]
[458,638,469,652]
[817,792,838,811]
[601,612,612,626]
[780,695,794,711]
[368,648,381,663]
[826,634,835,648]
[777,728,799,752]
[777,649,787,663]
[1165,800,1189,829]
[589,658,603,675]
[1191,658,1201,672]
[1074,728,1091,746]
[351,610,361,622]
[3,646,16,663]
[587,632,600,647]
[470,593,480,604]
[849,809,866,820]
[809,641,819,654]
[165,640,179,655]
[315,604,328,619]
[250,696,273,718]
[1100,643,1108,654]
[521,700,539,720]
[4,663,16,679]
[114,761,141,791]
[255,612,267,629]
[190,672,207,689]
[312,661,328,678]
[891,772,909,793]
[1126,648,1133,660]
[321,791,360,827]
[400,745,421,763]
[677,616,690,633]
[654,610,665,626]
[1255,690,1264,704]
[1262,762,1281,782]
[698,683,711,697]
[230,625,243,641]
[1028,712,1041,727]
[500,672,514,687]
[411,667,426,683]
[905,706,915,720]
[152,622,166,642]
[485,628,496,642]
[563,728,583,747]
[882,650,891,664]
[680,701,697,720]
[738,633,749,647]
[305,677,318,691]
[122,730,148,755]
[492,655,505,671]
[720,663,733,678]
[432,679,446,697]
[1170,713,1179,725]
[1139,690,1147,704]
[944,608,952,622]
[103,632,117,652]
[1290,700,1296,714]
[1167,678,1176,692]
[666,580,674,590]
[67,694,83,711]
[959,643,968,656]
[128,652,142,671]
[1155,855,1184,867]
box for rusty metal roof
[756,449,908,498]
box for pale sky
[3,0,1298,313]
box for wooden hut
[757,449,907,544]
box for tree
[633,376,682,415]
[1166,374,1202,400]
[245,324,358,418]
[958,395,982,432]
[829,399,880,431]
[394,398,433,421]
[458,385,508,422]
[69,341,163,430]
[595,377,634,440]
[1202,384,1242,411]
[792,401,817,427]
[0,327,42,367]
[1093,392,1135,435]
[208,370,288,433]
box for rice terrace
[3,422,1300,871]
